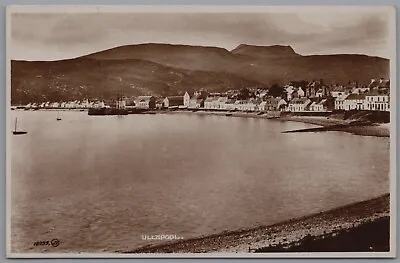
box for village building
[124,97,136,109]
[260,97,280,111]
[155,99,164,109]
[187,91,208,109]
[51,102,60,108]
[204,97,217,109]
[234,100,259,112]
[334,94,348,110]
[343,94,366,110]
[287,98,311,112]
[315,89,324,98]
[305,80,330,98]
[93,101,105,108]
[367,78,390,90]
[285,86,305,101]
[351,87,370,95]
[189,97,205,109]
[365,90,390,112]
[135,96,156,109]
[221,99,237,110]
[330,86,347,98]
[163,96,184,108]
[297,87,305,98]
[277,99,288,111]
[116,100,127,109]
[309,99,328,112]
[183,92,191,107]
[81,99,89,108]
[204,97,228,110]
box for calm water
[10,111,390,253]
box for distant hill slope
[230,44,301,58]
[85,43,389,84]
[11,58,266,104]
[11,43,390,103]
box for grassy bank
[125,194,389,253]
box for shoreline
[166,110,390,138]
[278,116,390,137]
[126,193,389,253]
[14,108,390,137]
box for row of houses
[23,78,390,112]
[335,91,389,111]
[25,89,389,113]
[185,90,389,113]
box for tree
[267,84,285,98]
[238,88,250,100]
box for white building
[365,91,390,111]
[334,94,348,110]
[297,87,305,98]
[204,97,228,110]
[343,94,366,110]
[183,92,191,107]
[287,98,311,112]
[309,99,327,112]
[234,101,258,111]
[135,96,156,109]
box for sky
[9,8,393,61]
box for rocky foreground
[125,194,390,253]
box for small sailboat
[12,118,27,135]
[56,111,62,121]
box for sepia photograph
[6,5,396,258]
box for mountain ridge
[11,43,390,104]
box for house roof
[205,97,218,102]
[331,86,345,92]
[367,79,390,89]
[218,97,229,103]
[290,98,310,104]
[335,94,349,101]
[264,97,280,103]
[166,96,183,101]
[135,96,154,102]
[345,94,366,100]
[185,91,195,97]
[190,95,200,100]
[365,90,389,96]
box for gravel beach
[126,194,390,253]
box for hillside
[11,58,266,104]
[231,44,300,58]
[11,43,390,103]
